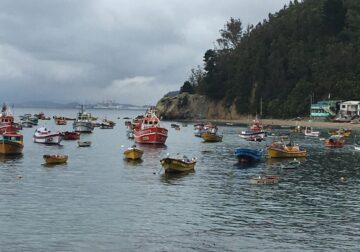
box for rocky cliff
[155,93,241,120]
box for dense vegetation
[180,0,360,118]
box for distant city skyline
[0,0,289,105]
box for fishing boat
[123,145,144,160]
[43,154,68,164]
[234,147,263,163]
[99,119,115,129]
[194,123,207,137]
[239,117,266,141]
[62,131,80,140]
[249,175,280,185]
[78,141,91,147]
[267,139,307,158]
[160,155,196,173]
[0,103,22,133]
[304,127,320,137]
[324,135,345,148]
[21,120,33,128]
[54,117,67,125]
[0,132,24,154]
[73,105,94,133]
[33,127,63,144]
[328,128,352,137]
[201,125,223,142]
[133,107,168,144]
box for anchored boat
[124,145,144,160]
[267,140,307,158]
[160,155,196,173]
[33,127,62,145]
[43,154,68,164]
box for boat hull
[267,147,307,158]
[160,158,196,173]
[124,148,143,160]
[235,148,262,162]
[134,127,168,144]
[43,155,68,164]
[201,132,223,142]
[33,133,62,144]
[0,140,23,154]
[250,175,280,185]
[78,141,91,147]
[62,131,80,140]
[73,122,94,133]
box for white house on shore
[339,101,360,117]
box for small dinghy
[78,141,91,147]
[43,154,68,164]
[250,175,280,185]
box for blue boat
[234,147,263,163]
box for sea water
[0,108,359,251]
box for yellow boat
[267,140,307,158]
[43,154,68,164]
[160,156,196,173]
[328,128,351,137]
[124,146,144,160]
[201,131,223,142]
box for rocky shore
[156,93,360,129]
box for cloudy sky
[0,0,289,105]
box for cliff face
[156,93,241,120]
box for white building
[339,101,360,117]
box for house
[339,101,360,117]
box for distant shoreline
[171,117,360,129]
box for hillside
[170,0,360,119]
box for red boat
[324,135,345,148]
[133,108,168,144]
[62,131,80,140]
[0,103,21,133]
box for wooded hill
[181,0,360,118]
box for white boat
[304,127,320,137]
[73,106,94,133]
[78,141,91,147]
[33,127,62,144]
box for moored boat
[43,154,68,164]
[239,117,266,141]
[201,131,223,142]
[133,107,168,144]
[235,147,263,163]
[160,155,196,173]
[0,132,24,154]
[250,175,280,185]
[304,127,320,137]
[78,141,91,147]
[328,128,351,137]
[55,117,67,125]
[267,140,307,158]
[62,131,80,140]
[33,127,63,144]
[324,135,345,148]
[123,145,143,160]
[73,106,94,133]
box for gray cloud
[0,0,289,105]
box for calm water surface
[1,108,360,251]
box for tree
[216,17,243,49]
[180,81,194,94]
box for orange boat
[55,117,67,125]
[324,135,345,148]
[43,154,68,164]
[0,132,24,154]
